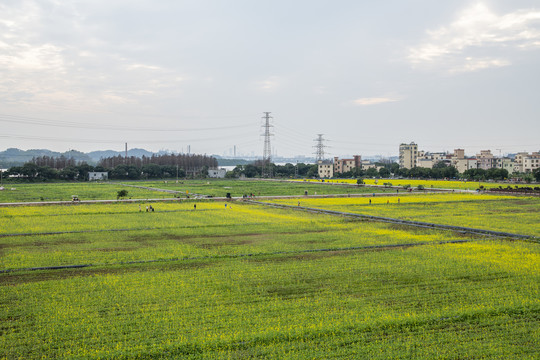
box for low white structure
[88,172,108,181]
[208,168,227,178]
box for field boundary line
[0,239,474,274]
[0,222,264,238]
[249,200,539,242]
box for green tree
[306,164,319,178]
[117,190,129,199]
[533,168,540,182]
[379,167,390,178]
[142,164,162,179]
[365,168,378,178]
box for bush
[417,185,425,190]
[403,184,411,190]
[117,190,129,199]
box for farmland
[1,180,539,359]
[0,180,389,203]
[296,178,532,191]
[0,182,166,203]
[130,179,388,197]
[272,193,540,237]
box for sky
[1,0,539,159]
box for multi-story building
[476,150,494,170]
[523,152,540,173]
[317,160,334,178]
[416,152,449,169]
[495,158,514,175]
[453,158,477,174]
[333,156,361,174]
[399,142,418,169]
[452,149,465,160]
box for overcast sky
[1,0,539,158]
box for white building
[88,172,108,181]
[208,169,227,178]
[317,160,334,178]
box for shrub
[117,190,129,199]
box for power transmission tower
[261,112,273,177]
[313,134,327,162]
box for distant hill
[87,148,154,162]
[0,148,254,168]
[0,148,93,167]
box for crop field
[131,179,390,198]
[1,185,539,359]
[272,193,540,237]
[0,180,391,204]
[297,178,526,190]
[0,182,168,203]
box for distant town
[0,142,539,182]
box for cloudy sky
[1,0,539,158]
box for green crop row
[2,241,539,359]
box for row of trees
[4,157,540,182]
[5,154,218,181]
[98,154,217,170]
[4,163,192,181]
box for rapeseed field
[1,183,539,359]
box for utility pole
[313,134,327,162]
[125,143,128,164]
[261,112,274,178]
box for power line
[0,113,254,132]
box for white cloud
[257,76,281,91]
[449,57,510,74]
[353,97,399,106]
[409,3,540,72]
[125,63,162,71]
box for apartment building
[417,152,449,169]
[317,160,334,178]
[453,158,478,173]
[399,142,418,169]
[495,158,515,174]
[476,150,494,170]
[333,155,361,174]
[523,152,540,172]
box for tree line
[4,153,217,181]
[3,157,539,182]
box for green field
[132,179,392,198]
[0,180,396,203]
[1,182,539,359]
[272,193,540,237]
[0,182,169,203]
